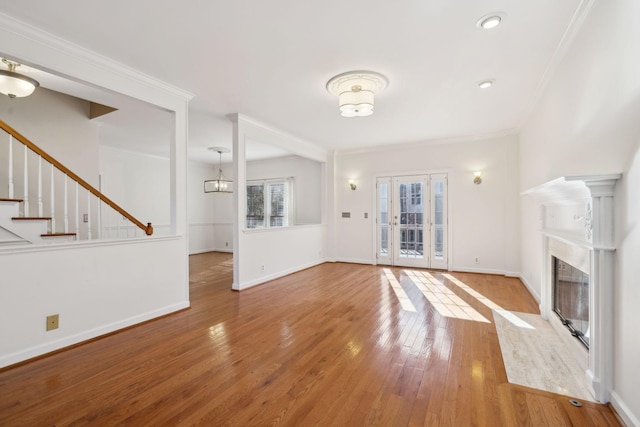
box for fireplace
[552,256,589,348]
[523,174,620,403]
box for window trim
[245,177,293,230]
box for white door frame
[372,170,451,270]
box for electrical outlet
[474,257,480,264]
[261,265,265,271]
[225,241,229,247]
[46,314,59,331]
[83,214,88,223]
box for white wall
[0,14,192,368]
[0,88,100,186]
[0,88,101,239]
[189,160,218,253]
[0,238,188,368]
[230,115,328,290]
[246,156,323,225]
[334,134,520,274]
[519,0,640,423]
[99,150,221,255]
[99,146,171,235]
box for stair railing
[1,120,153,239]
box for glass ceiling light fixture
[476,12,506,30]
[326,71,388,118]
[0,58,40,98]
[204,147,233,193]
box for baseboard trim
[449,266,506,275]
[189,247,217,255]
[0,301,190,369]
[518,274,541,303]
[333,258,373,265]
[233,259,327,291]
[212,248,233,253]
[610,390,640,427]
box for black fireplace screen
[553,256,590,348]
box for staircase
[1,198,76,244]
[1,120,153,246]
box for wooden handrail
[0,120,153,236]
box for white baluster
[23,145,29,216]
[75,182,80,239]
[97,199,102,240]
[63,174,69,233]
[106,206,111,239]
[37,156,43,217]
[116,213,121,238]
[87,190,92,240]
[8,135,13,198]
[50,164,55,233]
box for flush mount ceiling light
[0,58,40,98]
[204,147,233,193]
[326,71,388,118]
[476,12,506,30]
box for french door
[376,173,447,269]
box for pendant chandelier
[0,59,40,98]
[204,147,233,193]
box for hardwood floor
[0,252,621,426]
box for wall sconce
[473,171,482,185]
[349,179,357,191]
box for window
[246,179,291,229]
[246,184,265,228]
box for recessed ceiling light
[476,13,506,30]
[478,80,494,89]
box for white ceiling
[0,0,586,163]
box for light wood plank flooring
[0,252,621,426]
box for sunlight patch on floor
[442,273,535,330]
[382,268,417,312]
[404,270,489,323]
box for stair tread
[41,233,77,237]
[12,216,52,220]
[0,198,24,202]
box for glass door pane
[430,173,448,269]
[376,177,392,265]
[393,175,428,268]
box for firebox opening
[552,256,589,349]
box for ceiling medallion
[326,71,388,118]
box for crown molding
[336,127,519,157]
[0,12,193,111]
[517,0,597,129]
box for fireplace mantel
[522,174,621,403]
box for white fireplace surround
[522,174,621,403]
